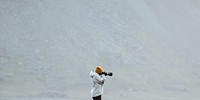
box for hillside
[0,0,200,100]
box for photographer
[90,66,112,100]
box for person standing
[90,66,106,100]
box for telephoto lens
[107,72,113,76]
[102,72,113,76]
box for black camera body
[102,72,113,76]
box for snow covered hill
[0,0,200,100]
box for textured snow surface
[0,0,200,100]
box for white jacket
[90,71,106,97]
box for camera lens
[108,72,113,76]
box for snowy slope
[0,0,200,100]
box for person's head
[95,66,103,75]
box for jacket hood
[90,71,96,78]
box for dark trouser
[93,95,101,100]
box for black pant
[93,95,101,100]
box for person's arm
[95,74,106,84]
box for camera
[102,72,113,76]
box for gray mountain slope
[0,0,200,100]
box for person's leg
[93,95,101,100]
